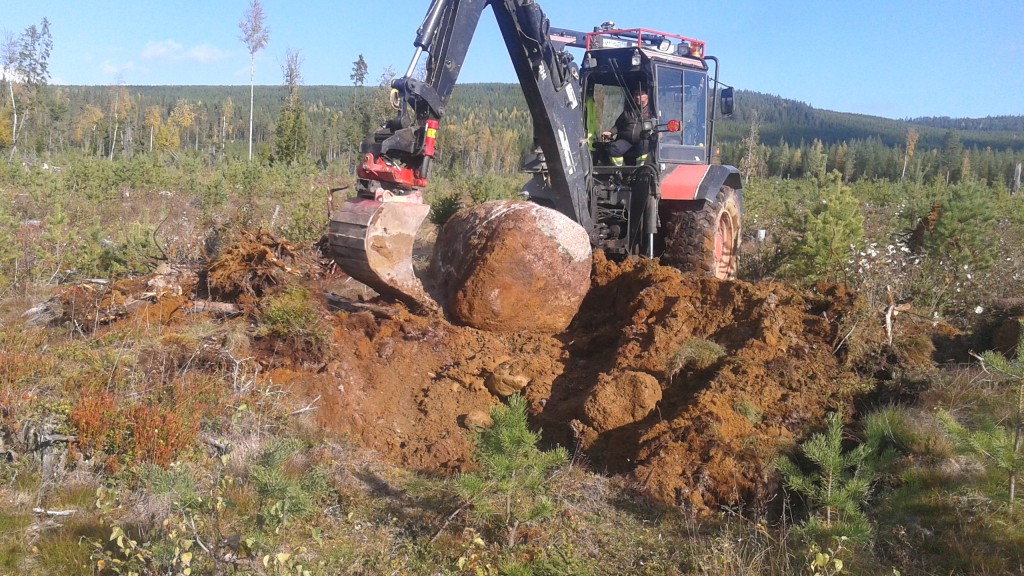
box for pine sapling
[940,321,1024,511]
[775,412,874,541]
[455,394,568,547]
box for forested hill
[711,90,1023,152]
[108,83,1023,153]
[905,115,1024,133]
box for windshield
[656,65,707,163]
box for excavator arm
[328,0,594,307]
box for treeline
[720,91,1024,152]
[0,81,534,176]
[2,80,1021,188]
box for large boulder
[429,200,592,333]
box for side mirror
[720,87,734,117]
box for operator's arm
[602,111,628,140]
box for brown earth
[43,233,939,515]
[280,251,880,513]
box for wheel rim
[713,210,736,279]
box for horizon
[40,82,1023,124]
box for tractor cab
[576,27,731,169]
[555,26,736,260]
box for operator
[601,86,653,166]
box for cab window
[656,65,707,164]
[589,83,627,140]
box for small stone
[461,410,493,430]
[484,360,531,397]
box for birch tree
[144,105,161,153]
[239,0,269,162]
[901,127,919,182]
[107,85,132,160]
[220,97,234,143]
[1,32,17,154]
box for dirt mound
[528,255,863,511]
[294,252,870,512]
[36,233,917,514]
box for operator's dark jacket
[609,104,652,159]
[612,104,652,144]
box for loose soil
[47,234,941,514]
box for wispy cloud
[183,44,229,64]
[141,40,229,63]
[141,39,183,60]
[101,60,142,79]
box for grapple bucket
[327,199,435,308]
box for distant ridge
[58,83,1024,152]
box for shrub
[250,438,330,532]
[281,193,325,244]
[665,338,726,378]
[256,287,329,360]
[938,324,1024,510]
[70,393,198,470]
[778,171,865,284]
[775,412,875,544]
[455,394,568,547]
[428,193,464,228]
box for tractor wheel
[660,186,741,279]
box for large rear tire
[659,186,741,279]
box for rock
[583,371,662,432]
[429,200,592,333]
[484,360,531,397]
[461,410,494,430]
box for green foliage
[250,438,330,532]
[860,407,914,465]
[274,95,310,166]
[938,410,1024,505]
[778,171,865,284]
[456,395,568,548]
[665,337,726,378]
[775,412,875,543]
[281,192,325,244]
[257,287,329,357]
[428,193,464,228]
[938,324,1024,509]
[79,222,163,278]
[917,180,999,274]
[465,173,524,204]
[88,525,156,575]
[0,197,19,284]
[804,537,851,576]
[350,54,368,87]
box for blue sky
[2,0,1022,120]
